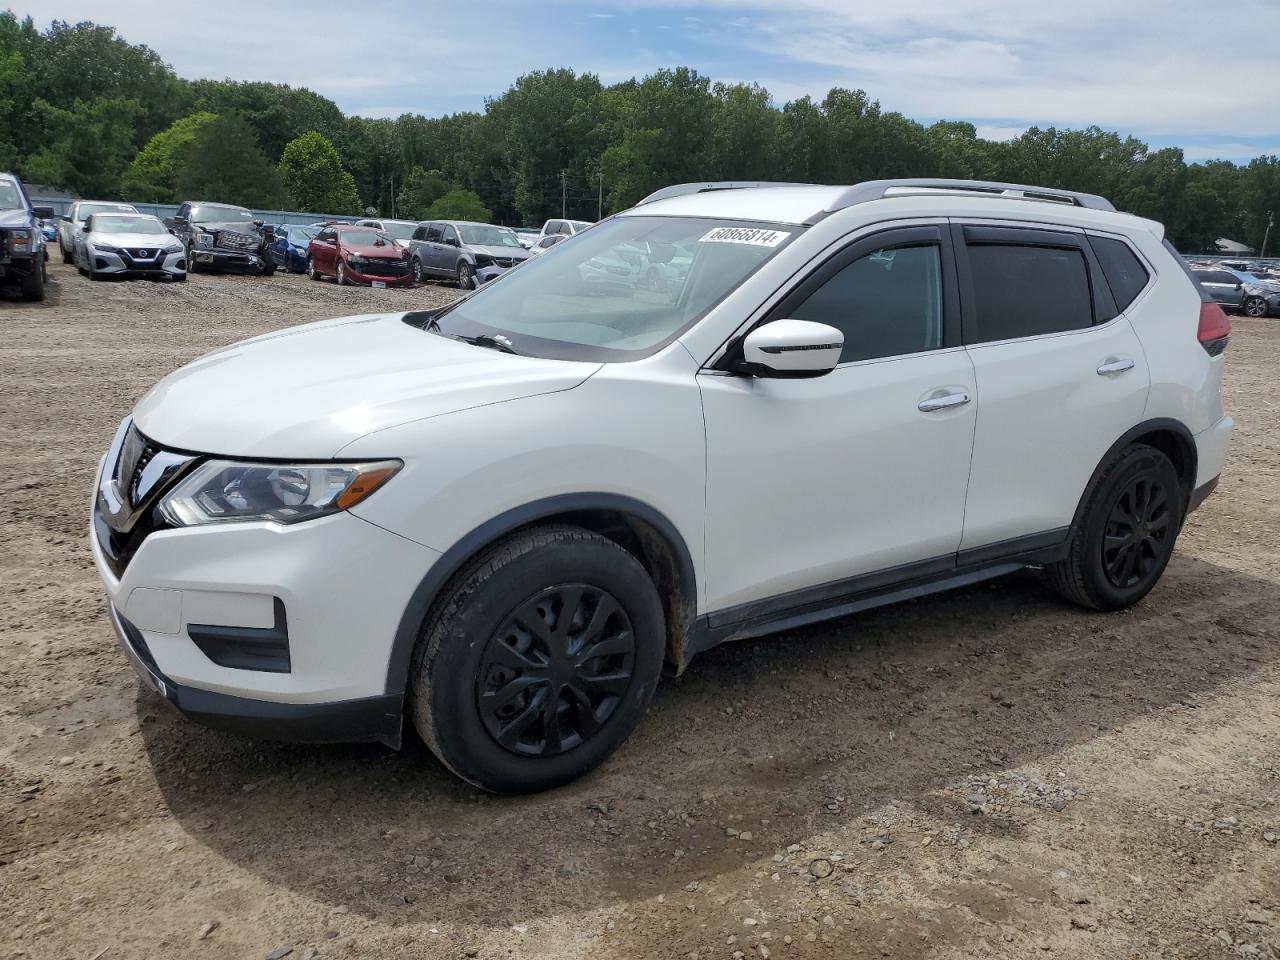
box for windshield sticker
[698,226,788,247]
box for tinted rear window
[1195,271,1239,285]
[967,244,1093,343]
[1089,236,1150,311]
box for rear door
[312,228,337,273]
[423,222,445,274]
[953,222,1151,554]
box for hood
[132,312,600,458]
[344,241,404,259]
[474,243,529,260]
[0,208,32,229]
[91,231,182,249]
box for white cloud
[1180,143,1280,163]
[974,125,1027,143]
[12,0,1280,149]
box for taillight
[1198,301,1231,356]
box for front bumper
[108,604,404,746]
[192,247,265,272]
[91,444,441,743]
[345,260,414,286]
[90,248,186,278]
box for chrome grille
[216,231,258,251]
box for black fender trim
[1068,417,1198,534]
[384,493,698,698]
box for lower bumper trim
[109,604,402,748]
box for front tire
[412,256,424,283]
[1243,295,1268,318]
[457,261,475,289]
[1045,444,1184,611]
[408,525,665,793]
[308,255,321,281]
[337,260,349,286]
[60,242,73,264]
[20,258,46,301]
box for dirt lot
[2,261,1278,960]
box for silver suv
[407,220,530,288]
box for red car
[306,224,413,287]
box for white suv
[92,179,1233,793]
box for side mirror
[172,215,187,226]
[740,319,843,378]
[82,222,92,233]
[32,205,55,219]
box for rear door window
[961,230,1094,343]
[1088,235,1150,311]
[425,223,443,243]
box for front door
[699,224,978,618]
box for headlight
[9,228,31,251]
[473,254,494,268]
[195,231,214,249]
[347,255,366,266]
[157,460,401,527]
[93,243,121,254]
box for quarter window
[966,244,1093,343]
[788,244,945,363]
[1089,236,1150,311]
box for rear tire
[408,524,665,793]
[1045,444,1184,611]
[60,242,72,264]
[1243,295,1268,318]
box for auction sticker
[698,226,788,247]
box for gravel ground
[2,262,1278,960]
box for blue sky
[14,0,1280,163]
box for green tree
[397,166,451,220]
[122,111,218,201]
[278,131,360,214]
[173,113,288,208]
[424,189,491,222]
[22,96,141,196]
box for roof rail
[822,178,1115,215]
[636,181,817,205]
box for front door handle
[918,391,971,413]
[1097,357,1136,376]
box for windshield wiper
[453,333,519,355]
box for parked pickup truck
[167,201,275,275]
[0,172,55,301]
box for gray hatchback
[407,220,530,288]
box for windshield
[93,216,167,235]
[378,222,415,240]
[77,202,135,221]
[288,226,317,244]
[0,180,21,210]
[459,224,522,247]
[568,220,592,231]
[420,216,796,361]
[192,204,254,223]
[339,229,393,246]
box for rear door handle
[918,391,971,413]
[1096,357,1135,376]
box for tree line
[1,14,1276,252]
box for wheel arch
[1070,417,1198,532]
[384,493,699,699]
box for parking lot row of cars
[1187,259,1280,318]
[39,188,598,292]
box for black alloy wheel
[1101,474,1172,588]
[477,584,636,757]
[1044,443,1183,610]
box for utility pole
[389,173,395,218]
[597,172,603,221]
[560,171,567,218]
[1262,210,1274,261]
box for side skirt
[688,528,1068,660]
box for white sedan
[76,213,187,281]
